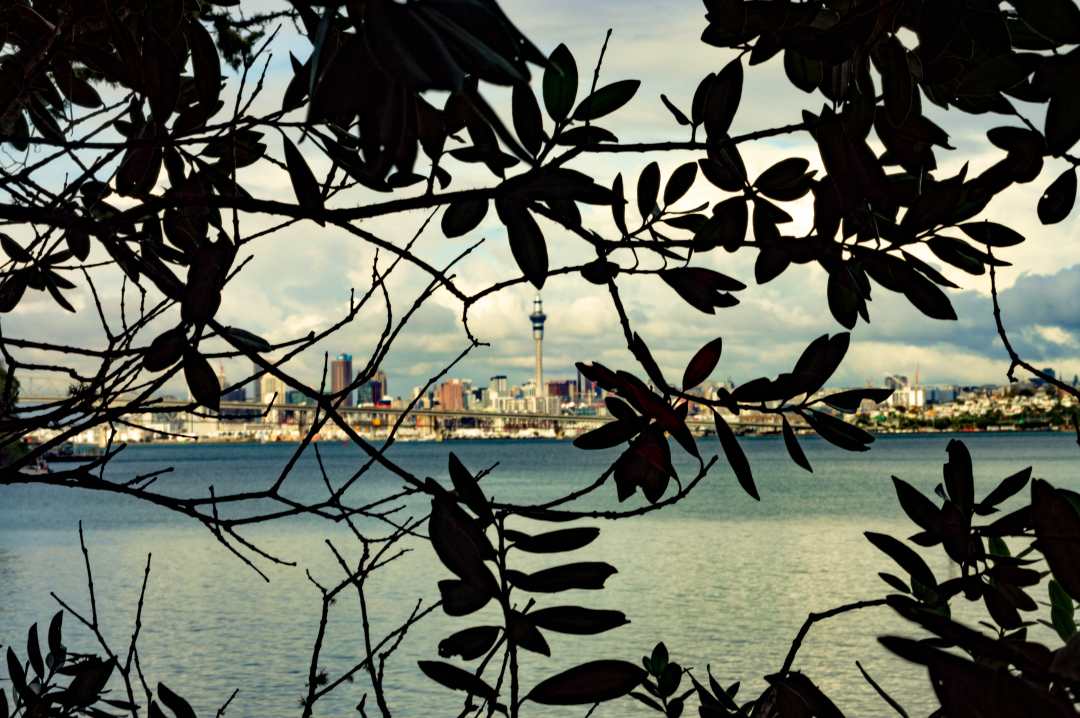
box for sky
[8,0,1080,398]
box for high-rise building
[436,379,465,411]
[357,380,383,405]
[490,375,509,397]
[374,369,388,397]
[331,354,353,407]
[530,295,546,398]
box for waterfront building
[331,354,353,407]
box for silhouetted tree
[2,0,1079,716]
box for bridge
[19,396,785,429]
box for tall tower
[530,295,546,397]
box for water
[2,433,1076,716]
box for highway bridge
[20,396,786,430]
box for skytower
[529,295,546,397]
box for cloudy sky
[9,0,1080,398]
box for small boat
[45,443,105,462]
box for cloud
[9,1,1080,399]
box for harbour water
[2,432,1076,716]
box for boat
[45,443,105,462]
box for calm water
[2,433,1077,716]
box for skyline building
[530,295,546,398]
[331,353,353,407]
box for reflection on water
[1,433,1075,716]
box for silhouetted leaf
[282,135,323,216]
[429,493,497,589]
[943,439,974,516]
[66,657,115,706]
[506,562,616,592]
[903,272,957,321]
[529,606,629,635]
[661,267,745,314]
[703,59,742,138]
[958,222,1024,247]
[187,19,221,110]
[508,527,600,554]
[1039,168,1077,225]
[496,199,547,289]
[804,410,873,452]
[580,260,620,284]
[442,198,489,238]
[660,94,690,125]
[48,611,63,659]
[221,326,272,354]
[512,85,544,156]
[683,337,723,390]
[449,452,492,525]
[556,126,619,145]
[508,610,550,656]
[822,388,893,413]
[865,532,936,588]
[1033,479,1080,601]
[527,660,646,705]
[26,624,43,678]
[714,411,757,500]
[664,162,698,206]
[573,419,641,450]
[574,80,640,122]
[1046,89,1080,156]
[183,349,220,411]
[438,579,493,616]
[755,247,790,284]
[782,418,812,473]
[543,44,578,122]
[979,467,1032,512]
[637,161,661,221]
[438,626,500,661]
[892,477,942,534]
[419,660,496,700]
[754,158,811,200]
[158,683,195,718]
[145,327,187,372]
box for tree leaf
[637,161,661,221]
[663,162,698,206]
[428,493,497,588]
[438,626,500,661]
[448,452,492,525]
[958,222,1025,247]
[220,326,272,354]
[438,579,493,616]
[1046,88,1080,156]
[512,84,544,156]
[442,198,489,237]
[1038,168,1077,225]
[282,135,324,215]
[543,44,578,122]
[527,661,646,705]
[187,19,221,110]
[496,199,547,289]
[183,349,220,411]
[506,562,616,592]
[714,411,758,500]
[1032,479,1080,601]
[25,624,43,678]
[660,94,690,125]
[573,418,640,450]
[508,527,599,554]
[754,157,811,200]
[804,409,873,451]
[703,58,743,138]
[892,477,942,533]
[574,79,640,122]
[979,467,1032,511]
[682,337,723,390]
[782,417,812,473]
[943,439,974,516]
[157,683,196,718]
[529,606,629,635]
[418,660,496,700]
[865,532,936,588]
